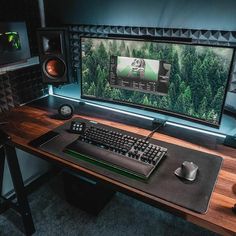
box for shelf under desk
[1,95,236,236]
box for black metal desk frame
[0,140,35,236]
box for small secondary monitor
[80,36,234,127]
[0,22,31,66]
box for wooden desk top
[1,96,236,236]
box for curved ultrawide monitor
[80,36,234,127]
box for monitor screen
[80,36,234,127]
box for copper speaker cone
[45,58,65,78]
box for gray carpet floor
[0,174,218,236]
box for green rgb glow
[0,31,21,52]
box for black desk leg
[0,147,6,211]
[0,147,5,194]
[5,145,35,236]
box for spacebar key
[64,140,153,178]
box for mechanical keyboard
[64,120,167,179]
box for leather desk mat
[32,118,223,214]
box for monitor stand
[152,118,166,129]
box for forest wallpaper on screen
[81,37,234,125]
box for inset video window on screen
[81,37,234,127]
[110,56,171,95]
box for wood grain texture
[1,103,236,235]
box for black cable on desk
[144,121,166,141]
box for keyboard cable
[144,120,166,141]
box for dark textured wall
[0,0,24,21]
[45,0,236,31]
[0,66,48,111]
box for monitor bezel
[80,35,235,128]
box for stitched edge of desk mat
[32,118,223,214]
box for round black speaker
[58,104,74,120]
